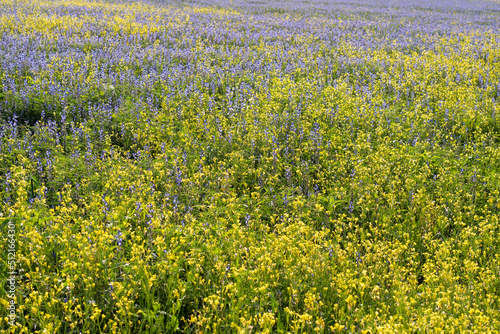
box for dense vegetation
[1,0,500,332]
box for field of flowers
[1,0,500,332]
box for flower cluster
[1,0,500,333]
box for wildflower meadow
[1,0,500,332]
